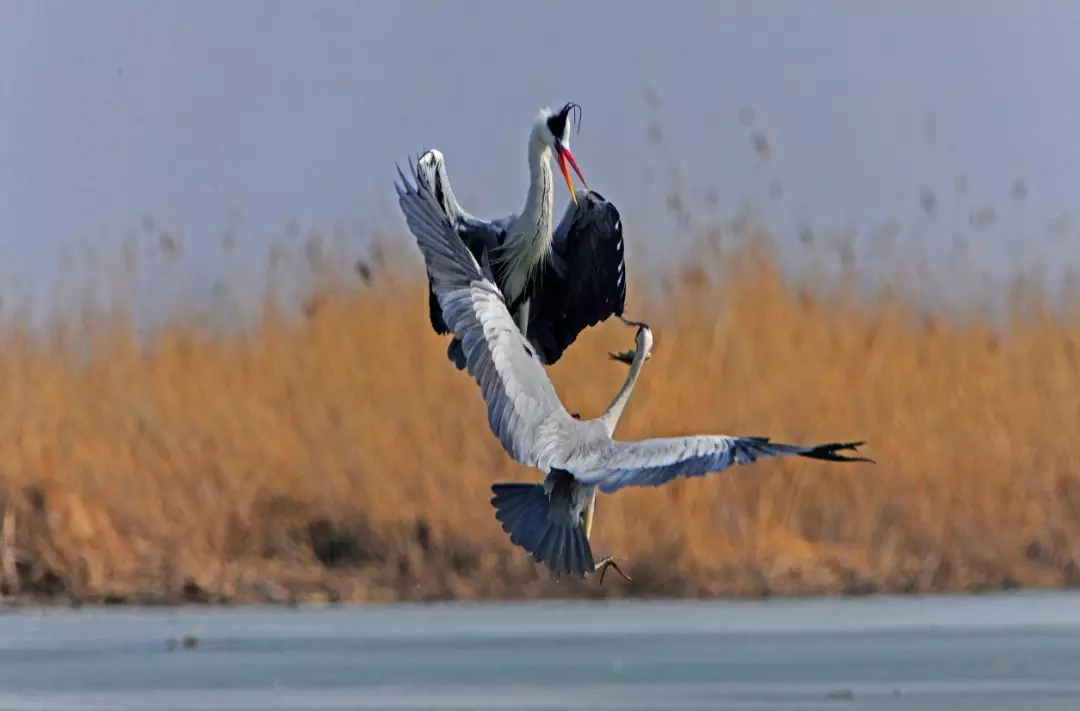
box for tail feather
[491,484,544,553]
[490,482,595,578]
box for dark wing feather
[528,190,626,364]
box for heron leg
[579,494,630,584]
[595,556,632,585]
[582,494,596,540]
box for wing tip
[805,440,874,464]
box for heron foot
[594,556,632,585]
[608,350,653,366]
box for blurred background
[2,1,1079,605]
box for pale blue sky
[2,1,1078,320]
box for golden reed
[0,221,1077,605]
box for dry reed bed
[1,230,1079,605]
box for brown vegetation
[1,219,1079,607]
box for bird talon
[594,556,631,585]
[608,349,652,366]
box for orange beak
[556,143,588,205]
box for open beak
[555,142,588,205]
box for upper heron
[395,161,873,583]
[407,102,626,369]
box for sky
[2,1,1079,321]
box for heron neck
[597,343,650,436]
[501,139,555,299]
[522,140,555,232]
[518,138,557,244]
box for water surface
[1,591,1079,710]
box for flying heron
[395,160,873,584]
[406,102,627,370]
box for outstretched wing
[414,150,509,335]
[426,213,505,335]
[527,190,626,364]
[566,436,871,494]
[395,161,575,468]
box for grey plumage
[395,160,872,579]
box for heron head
[535,103,588,204]
[609,316,654,364]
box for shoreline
[0,537,1066,609]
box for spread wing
[395,160,576,468]
[566,435,871,494]
[426,213,505,335]
[528,190,626,364]
[414,149,510,335]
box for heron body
[411,103,626,369]
[395,158,873,582]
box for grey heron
[408,102,627,370]
[395,161,873,584]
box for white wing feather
[395,160,576,468]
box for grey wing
[426,214,506,335]
[415,149,509,335]
[528,190,626,364]
[414,147,509,254]
[567,436,871,495]
[395,160,576,468]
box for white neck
[596,340,651,436]
[498,136,555,300]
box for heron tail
[490,482,595,579]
